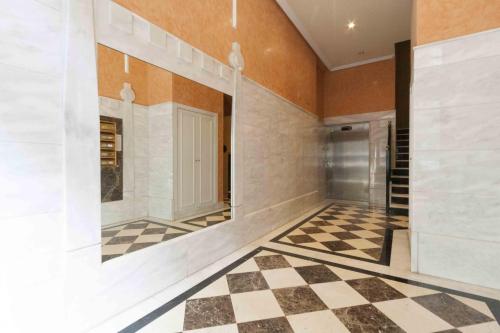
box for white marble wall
[148,102,174,219]
[411,28,500,289]
[63,77,326,332]
[100,97,149,226]
[0,0,66,331]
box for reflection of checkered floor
[272,203,408,265]
[101,221,191,262]
[127,248,499,332]
[178,209,232,228]
[102,209,232,262]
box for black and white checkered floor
[272,203,408,265]
[123,247,499,332]
[101,209,232,262]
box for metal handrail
[385,121,392,215]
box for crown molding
[330,54,395,71]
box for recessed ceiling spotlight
[347,21,356,30]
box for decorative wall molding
[94,0,234,95]
[119,82,135,103]
[323,110,395,126]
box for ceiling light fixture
[347,21,356,30]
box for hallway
[95,202,500,332]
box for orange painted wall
[236,0,318,114]
[414,0,500,45]
[323,59,395,118]
[97,44,172,106]
[113,0,321,116]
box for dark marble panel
[413,293,494,327]
[317,215,338,221]
[100,115,123,203]
[362,248,382,260]
[287,235,316,244]
[299,227,325,234]
[238,317,293,333]
[272,286,327,315]
[311,220,332,226]
[340,224,365,231]
[124,222,149,230]
[106,236,138,245]
[141,227,168,235]
[333,304,404,333]
[102,230,120,237]
[294,265,341,284]
[226,272,269,294]
[126,242,156,253]
[367,237,384,246]
[331,232,361,240]
[321,241,356,252]
[254,255,291,270]
[162,233,184,241]
[346,278,406,303]
[183,295,236,331]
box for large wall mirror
[97,44,233,262]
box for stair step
[397,153,409,160]
[391,193,408,198]
[397,128,409,135]
[392,176,409,185]
[396,161,409,168]
[390,206,409,216]
[391,196,409,205]
[397,146,409,153]
[392,168,409,176]
[392,187,408,194]
[397,139,409,145]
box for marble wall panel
[411,28,500,289]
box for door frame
[173,103,220,219]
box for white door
[176,107,217,216]
[177,109,197,213]
[197,113,216,208]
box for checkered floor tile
[272,203,408,265]
[101,220,191,262]
[131,248,499,333]
[102,209,232,262]
[178,209,232,229]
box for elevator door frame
[328,122,370,203]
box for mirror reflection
[97,44,233,262]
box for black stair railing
[386,122,392,215]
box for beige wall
[414,0,500,45]
[323,59,395,118]
[113,0,322,116]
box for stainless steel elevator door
[330,123,370,202]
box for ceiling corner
[276,0,333,69]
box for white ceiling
[276,0,412,70]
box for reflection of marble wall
[411,28,500,289]
[148,102,174,219]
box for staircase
[390,128,409,216]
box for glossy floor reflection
[125,247,499,332]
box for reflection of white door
[175,106,217,217]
